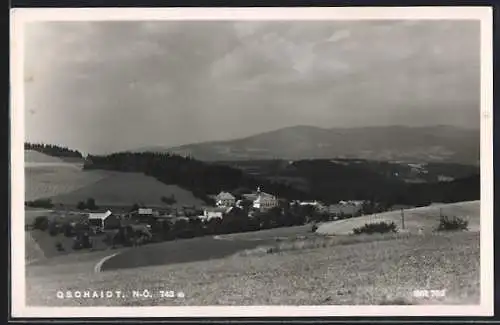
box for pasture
[25,150,205,208]
[25,150,70,164]
[50,172,205,208]
[25,231,480,306]
[25,164,110,202]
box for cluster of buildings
[202,187,280,221]
[84,186,367,231]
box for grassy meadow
[317,201,480,235]
[25,231,480,306]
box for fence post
[401,208,405,230]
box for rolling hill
[25,150,73,164]
[25,150,204,208]
[25,150,108,201]
[316,200,480,235]
[50,172,205,208]
[137,125,479,165]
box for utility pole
[401,208,405,230]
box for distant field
[316,201,480,235]
[50,172,205,208]
[25,150,68,164]
[25,165,110,202]
[24,150,204,208]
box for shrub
[436,215,468,232]
[311,224,318,232]
[129,203,140,212]
[26,198,54,209]
[85,198,98,210]
[76,201,86,210]
[161,195,176,205]
[48,221,60,236]
[63,223,75,237]
[33,216,49,231]
[55,242,64,251]
[352,221,398,235]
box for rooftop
[217,191,236,200]
[88,210,113,220]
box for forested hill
[84,152,479,207]
[25,142,83,159]
[83,152,309,203]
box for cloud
[23,20,480,154]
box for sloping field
[26,231,480,306]
[24,150,204,208]
[316,201,480,235]
[25,150,68,164]
[25,150,108,201]
[25,165,111,202]
[50,172,205,208]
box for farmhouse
[201,207,230,221]
[87,210,120,231]
[215,191,236,207]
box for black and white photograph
[10,7,493,318]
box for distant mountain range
[135,125,480,165]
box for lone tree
[77,201,86,210]
[130,203,140,212]
[85,198,98,210]
[161,195,177,205]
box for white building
[215,191,236,207]
[200,207,228,221]
[247,187,279,212]
[87,210,120,231]
[138,208,154,215]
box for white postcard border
[10,6,494,318]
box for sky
[23,19,480,155]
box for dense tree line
[25,198,54,209]
[83,152,479,207]
[276,160,479,206]
[83,152,310,203]
[25,142,83,158]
